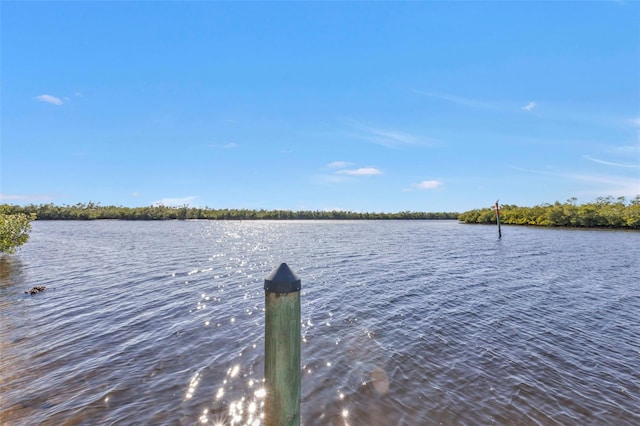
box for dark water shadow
[0,256,25,288]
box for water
[1,220,639,425]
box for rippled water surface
[1,220,639,425]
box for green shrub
[0,208,36,254]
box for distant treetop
[1,203,459,221]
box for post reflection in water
[195,359,267,425]
[192,283,395,425]
[288,293,394,426]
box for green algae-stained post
[264,263,301,426]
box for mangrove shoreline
[458,196,640,230]
[3,195,639,229]
[1,203,458,221]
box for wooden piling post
[264,263,301,426]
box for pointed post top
[264,263,301,293]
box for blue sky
[1,1,638,212]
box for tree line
[3,196,639,254]
[458,196,640,229]
[2,203,459,221]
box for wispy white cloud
[567,174,640,198]
[343,119,432,148]
[34,94,63,105]
[131,192,142,197]
[0,193,55,202]
[416,90,541,114]
[507,165,557,175]
[609,144,640,155]
[510,165,640,198]
[365,128,420,148]
[316,162,380,184]
[327,161,353,169]
[413,90,497,109]
[152,196,197,206]
[336,167,382,176]
[629,117,640,128]
[0,194,29,201]
[414,180,443,189]
[583,155,638,168]
[209,143,239,149]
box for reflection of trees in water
[0,256,27,424]
[0,256,25,288]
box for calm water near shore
[1,220,639,425]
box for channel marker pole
[495,200,502,238]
